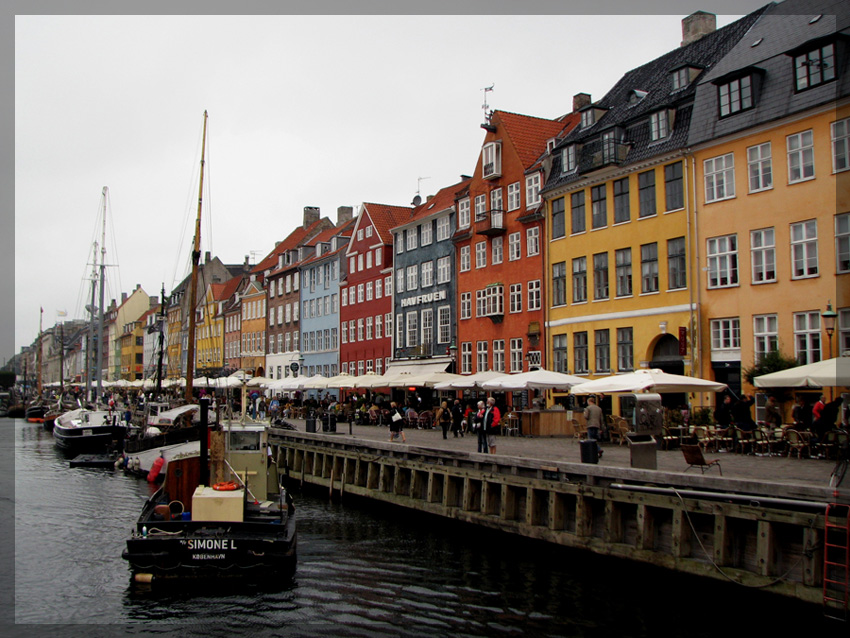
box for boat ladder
[824,503,849,621]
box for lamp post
[822,301,837,400]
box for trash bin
[627,434,657,469]
[327,413,337,433]
[305,416,317,433]
[321,414,329,432]
[579,439,599,464]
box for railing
[474,209,506,236]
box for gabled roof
[392,177,472,231]
[251,217,331,275]
[493,110,578,170]
[360,203,414,244]
[298,219,356,268]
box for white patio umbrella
[298,374,328,390]
[246,376,272,387]
[434,370,505,390]
[352,372,391,389]
[228,369,253,381]
[386,371,462,389]
[753,356,850,388]
[317,373,357,389]
[481,369,586,391]
[569,369,727,394]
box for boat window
[230,431,260,451]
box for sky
[8,0,773,360]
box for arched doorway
[650,334,685,409]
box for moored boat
[53,407,126,454]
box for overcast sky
[9,1,772,358]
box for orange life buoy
[212,481,238,491]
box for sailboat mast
[185,110,208,403]
[36,307,43,397]
[156,283,167,398]
[96,186,107,402]
[85,240,98,402]
[59,322,65,396]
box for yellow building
[194,282,228,377]
[686,3,849,401]
[118,319,145,381]
[239,278,267,377]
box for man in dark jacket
[451,399,464,437]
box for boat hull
[52,409,126,454]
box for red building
[454,110,578,382]
[340,202,412,377]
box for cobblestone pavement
[279,419,840,490]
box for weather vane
[482,84,495,121]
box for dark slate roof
[542,5,769,194]
[689,0,850,146]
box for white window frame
[406,312,418,348]
[461,342,472,374]
[438,306,451,344]
[837,213,850,274]
[420,222,433,246]
[707,234,738,289]
[460,292,472,320]
[750,228,776,284]
[421,308,433,347]
[507,182,521,211]
[458,198,471,229]
[832,117,850,173]
[396,268,405,294]
[525,173,541,207]
[509,283,522,313]
[406,228,418,251]
[747,142,772,193]
[437,256,451,284]
[753,314,778,362]
[794,311,821,364]
[790,220,818,279]
[649,110,669,141]
[406,265,418,291]
[526,227,540,257]
[562,145,577,173]
[421,261,434,288]
[510,338,523,373]
[508,232,521,261]
[482,141,501,178]
[475,241,487,269]
[710,317,741,351]
[704,153,735,203]
[491,236,503,265]
[492,339,505,373]
[528,280,541,311]
[460,245,471,272]
[787,130,815,184]
[436,216,450,241]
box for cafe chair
[681,444,722,476]
[784,429,809,459]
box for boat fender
[212,481,238,491]
[114,454,124,470]
[147,456,165,483]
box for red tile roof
[493,110,579,169]
[251,217,332,274]
[404,177,472,226]
[361,203,415,244]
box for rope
[671,487,819,589]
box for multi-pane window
[833,118,850,173]
[840,308,850,359]
[437,216,450,241]
[574,332,588,374]
[475,242,487,268]
[483,142,501,178]
[617,327,634,371]
[613,177,630,224]
[421,261,433,287]
[747,142,772,192]
[553,334,568,373]
[640,243,659,293]
[664,161,683,211]
[492,236,503,264]
[562,145,577,172]
[421,309,433,346]
[718,75,753,117]
[551,262,567,306]
[595,329,610,373]
[791,220,818,278]
[704,153,735,202]
[476,341,489,373]
[437,256,451,283]
[406,228,417,251]
[649,110,669,140]
[357,319,364,342]
[711,318,740,352]
[510,338,523,373]
[528,280,541,311]
[366,317,373,341]
[475,290,486,317]
[461,342,472,374]
[794,311,821,364]
[787,130,815,183]
[460,292,472,319]
[615,248,632,297]
[751,228,776,283]
[438,306,450,344]
[420,221,433,246]
[707,235,738,288]
[837,213,850,273]
[508,232,521,261]
[484,285,504,316]
[375,315,382,339]
[474,194,486,221]
[671,66,689,91]
[794,42,835,91]
[385,313,392,339]
[507,182,521,211]
[385,276,392,296]
[526,173,541,207]
[375,280,382,299]
[490,188,503,213]
[396,268,404,294]
[753,314,778,362]
[571,191,586,234]
[551,197,566,239]
[460,245,471,271]
[509,283,522,313]
[527,227,540,256]
[638,170,656,218]
[572,257,587,303]
[593,252,609,300]
[458,198,471,229]
[493,339,505,373]
[667,237,686,290]
[591,185,607,229]
[406,312,418,348]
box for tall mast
[185,110,208,403]
[85,240,98,402]
[96,186,107,402]
[59,322,65,397]
[156,283,167,398]
[36,307,43,397]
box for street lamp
[822,301,838,360]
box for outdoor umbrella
[352,372,391,389]
[317,373,357,389]
[385,371,461,389]
[433,370,504,389]
[569,369,727,394]
[753,356,850,388]
[481,369,586,391]
[246,376,272,388]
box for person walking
[451,399,464,437]
[583,396,604,459]
[437,400,452,439]
[483,397,501,455]
[472,400,487,453]
[388,401,406,443]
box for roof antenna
[482,83,495,122]
[412,176,430,206]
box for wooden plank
[756,520,775,577]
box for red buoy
[147,456,165,483]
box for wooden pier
[269,427,848,606]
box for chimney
[303,206,320,229]
[204,251,211,264]
[572,93,591,113]
[243,255,251,272]
[150,296,159,307]
[337,205,353,226]
[121,292,128,303]
[681,11,716,46]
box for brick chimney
[572,93,591,113]
[121,292,128,303]
[681,11,716,46]
[337,205,353,226]
[303,206,320,229]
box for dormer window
[482,141,502,179]
[581,109,595,129]
[712,67,765,118]
[649,110,671,141]
[547,138,557,153]
[562,145,577,173]
[670,64,702,91]
[793,41,835,91]
[629,90,648,104]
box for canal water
[7,419,834,634]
